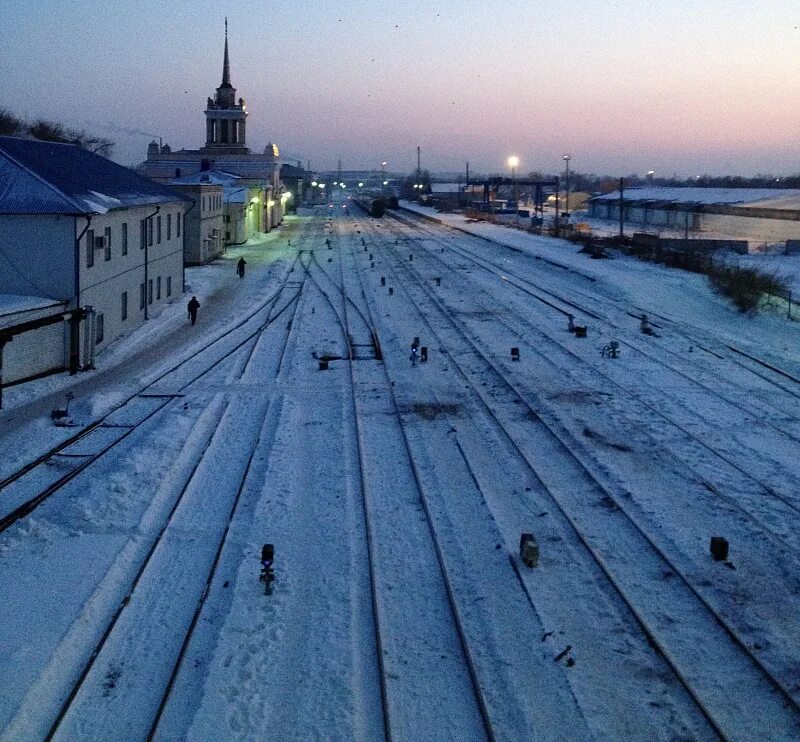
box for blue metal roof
[0,136,191,215]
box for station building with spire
[139,21,294,254]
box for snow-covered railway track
[365,216,800,737]
[302,238,497,740]
[0,246,308,740]
[339,216,599,739]
[386,214,800,544]
[395,209,800,424]
[33,266,307,741]
[384,218,800,555]
[0,255,303,537]
[393,210,800,417]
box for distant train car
[353,196,386,217]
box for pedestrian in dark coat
[237,257,246,278]
[187,296,200,325]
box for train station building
[139,21,298,238]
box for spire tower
[222,17,231,87]
[202,19,249,153]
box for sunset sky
[2,0,800,176]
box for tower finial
[222,18,231,86]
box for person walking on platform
[237,257,247,278]
[187,296,200,325]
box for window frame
[86,229,94,268]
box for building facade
[589,187,800,248]
[139,22,286,229]
[170,182,225,264]
[0,136,189,380]
[170,169,274,247]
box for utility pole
[417,146,421,176]
[554,177,560,236]
[619,177,625,238]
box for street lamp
[647,170,655,186]
[563,154,571,219]
[508,156,519,224]
[381,161,387,191]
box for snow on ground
[402,201,800,369]
[1,206,800,739]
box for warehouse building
[588,187,800,248]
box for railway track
[0,253,304,536]
[355,212,800,737]
[394,208,800,405]
[37,253,307,741]
[383,214,800,537]
[303,229,501,739]
[383,215,800,546]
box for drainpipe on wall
[82,305,96,370]
[182,199,197,294]
[72,215,92,374]
[143,205,160,320]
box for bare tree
[0,108,23,136]
[17,114,115,157]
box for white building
[169,180,225,264]
[170,169,275,247]
[139,22,285,229]
[0,136,189,384]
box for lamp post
[563,154,571,219]
[508,156,519,224]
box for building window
[122,222,128,255]
[121,291,128,321]
[177,212,181,238]
[148,217,154,246]
[95,313,104,344]
[140,219,146,250]
[148,279,153,305]
[139,282,146,309]
[156,215,162,244]
[167,213,172,240]
[167,276,172,297]
[86,229,94,267]
[156,276,161,300]
[104,227,111,261]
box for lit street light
[508,156,519,224]
[563,154,571,219]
